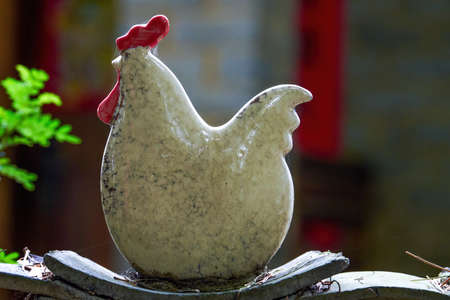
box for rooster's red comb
[116,15,170,51]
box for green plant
[0,249,19,264]
[0,65,81,191]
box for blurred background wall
[0,0,449,297]
[345,1,450,272]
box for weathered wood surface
[299,271,449,299]
[1,250,348,299]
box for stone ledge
[1,250,447,299]
[1,250,348,299]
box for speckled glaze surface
[100,17,312,289]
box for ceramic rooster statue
[98,15,312,290]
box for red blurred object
[294,0,346,160]
[303,219,343,251]
[116,15,170,51]
[34,1,118,113]
[38,0,62,93]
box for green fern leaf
[0,249,19,264]
[55,124,82,144]
[16,64,46,95]
[0,158,37,191]
[1,136,32,148]
[1,78,29,105]
[35,92,62,106]
[0,65,81,190]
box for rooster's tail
[232,84,312,129]
[224,85,312,155]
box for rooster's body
[99,16,312,288]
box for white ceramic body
[101,47,312,284]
